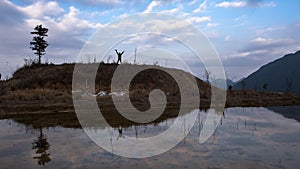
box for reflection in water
[0,107,300,168]
[116,127,125,140]
[32,127,51,166]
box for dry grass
[0,63,300,115]
[2,88,71,102]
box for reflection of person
[115,49,124,64]
[0,73,1,80]
[117,127,125,140]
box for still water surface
[1,106,300,169]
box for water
[1,106,300,169]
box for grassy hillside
[0,62,300,116]
[0,63,211,107]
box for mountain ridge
[234,50,300,94]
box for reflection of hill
[3,106,201,129]
[267,106,300,122]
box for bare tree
[204,69,211,84]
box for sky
[0,0,299,81]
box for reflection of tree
[32,127,51,166]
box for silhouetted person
[115,49,124,64]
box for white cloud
[256,26,285,35]
[250,37,294,45]
[193,0,207,13]
[203,30,219,39]
[238,37,296,55]
[82,0,122,5]
[143,1,161,13]
[17,1,65,18]
[215,1,247,8]
[186,16,211,24]
[225,35,231,41]
[215,0,276,8]
[207,22,219,28]
[266,2,276,7]
[161,4,183,15]
[0,1,105,78]
[188,0,198,6]
[234,14,246,22]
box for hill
[234,50,300,94]
[0,62,300,118]
[0,63,211,111]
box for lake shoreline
[1,92,299,115]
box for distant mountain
[211,78,235,89]
[234,50,300,94]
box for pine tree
[30,25,49,65]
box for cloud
[203,29,219,39]
[215,1,247,8]
[188,0,198,6]
[65,0,124,7]
[0,0,26,25]
[225,35,231,41]
[256,26,285,35]
[186,16,211,24]
[234,14,246,22]
[241,37,295,52]
[17,1,65,18]
[246,0,276,7]
[0,1,103,78]
[207,22,219,28]
[193,0,207,13]
[215,0,276,8]
[160,4,183,15]
[143,1,161,13]
[81,0,123,5]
